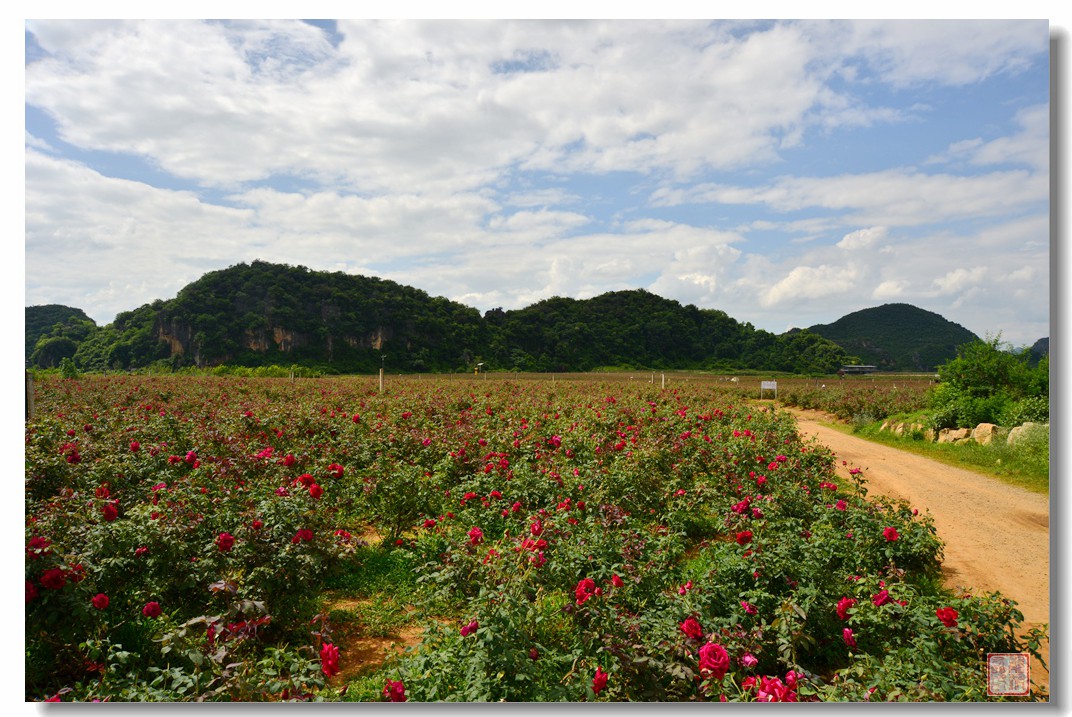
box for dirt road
[789,409,1050,689]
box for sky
[22,14,1057,348]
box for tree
[937,335,1033,399]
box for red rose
[575,577,597,605]
[382,679,406,702]
[936,607,959,627]
[679,616,704,640]
[101,502,119,522]
[698,642,730,681]
[92,593,109,610]
[216,532,235,552]
[26,580,38,603]
[26,536,51,559]
[39,568,66,590]
[308,484,324,500]
[592,666,609,695]
[142,601,162,618]
[320,642,340,677]
[883,526,899,542]
[872,590,891,607]
[735,530,753,545]
[836,596,857,620]
[467,526,484,545]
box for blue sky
[23,15,1056,347]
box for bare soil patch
[788,408,1050,691]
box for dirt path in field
[786,408,1050,691]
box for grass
[817,414,1049,495]
[321,543,423,639]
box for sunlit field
[26,374,1043,702]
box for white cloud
[872,280,907,300]
[933,266,988,295]
[682,169,1046,227]
[926,103,1049,171]
[25,149,259,322]
[833,19,1046,88]
[837,226,887,250]
[760,264,860,307]
[969,104,1049,171]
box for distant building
[838,365,877,375]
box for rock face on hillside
[808,303,979,372]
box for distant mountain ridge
[806,303,981,372]
[26,262,987,375]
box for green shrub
[1001,396,1049,426]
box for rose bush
[26,375,1046,702]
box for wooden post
[25,371,34,421]
[379,368,384,394]
[661,373,665,389]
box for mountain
[484,289,852,373]
[806,303,980,372]
[27,261,856,375]
[25,304,96,367]
[1029,337,1049,365]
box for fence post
[26,371,34,421]
[379,368,384,394]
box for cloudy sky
[23,16,1054,347]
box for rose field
[24,374,1047,702]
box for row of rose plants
[26,375,1045,701]
[778,379,934,424]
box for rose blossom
[320,642,340,677]
[39,568,66,590]
[216,532,235,552]
[679,616,704,640]
[698,642,730,681]
[592,666,609,695]
[575,578,596,605]
[382,679,406,702]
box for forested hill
[27,260,859,374]
[25,305,95,365]
[806,303,980,372]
